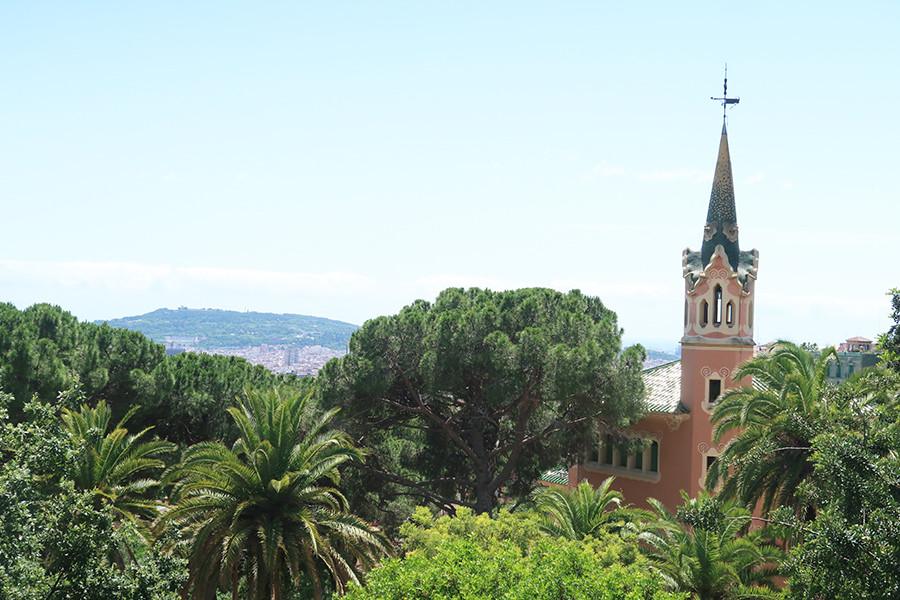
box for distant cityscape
[164,341,344,376]
[102,307,357,376]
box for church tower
[563,78,760,511]
[679,120,758,495]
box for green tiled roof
[643,359,685,414]
[701,123,741,271]
[539,467,569,485]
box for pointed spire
[700,123,740,270]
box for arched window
[708,378,722,404]
[835,362,842,378]
[713,285,723,326]
[649,441,659,473]
[725,301,734,326]
[700,300,709,327]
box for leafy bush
[347,506,679,600]
[0,394,185,599]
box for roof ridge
[641,358,681,373]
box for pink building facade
[568,123,759,511]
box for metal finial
[711,64,740,121]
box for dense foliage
[346,507,684,600]
[319,287,646,518]
[162,388,388,599]
[706,342,836,516]
[640,493,782,600]
[132,350,306,444]
[709,339,900,600]
[0,393,186,598]
[0,302,305,445]
[534,478,646,540]
[879,287,900,371]
[62,399,176,549]
[0,303,163,417]
[3,292,899,598]
[779,369,900,599]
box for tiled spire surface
[700,123,740,270]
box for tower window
[703,453,720,490]
[713,285,723,327]
[725,301,734,326]
[748,301,754,329]
[700,300,709,327]
[684,299,688,327]
[708,378,722,403]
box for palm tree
[639,493,782,600]
[62,400,176,525]
[161,387,388,600]
[534,478,647,540]
[706,341,836,516]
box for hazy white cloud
[638,168,707,183]
[743,173,765,185]
[588,162,626,179]
[585,163,710,184]
[414,274,672,300]
[0,259,373,294]
[765,292,886,316]
[414,274,524,296]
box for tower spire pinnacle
[710,64,740,124]
[702,68,741,271]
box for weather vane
[710,64,740,121]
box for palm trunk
[303,547,324,600]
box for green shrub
[347,506,680,600]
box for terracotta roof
[846,336,873,343]
[642,359,685,414]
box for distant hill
[102,308,357,352]
[644,348,680,368]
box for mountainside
[644,348,680,368]
[102,307,357,352]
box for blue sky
[1,2,898,351]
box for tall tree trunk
[231,568,240,600]
[303,547,324,600]
[469,421,497,514]
[474,482,495,514]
